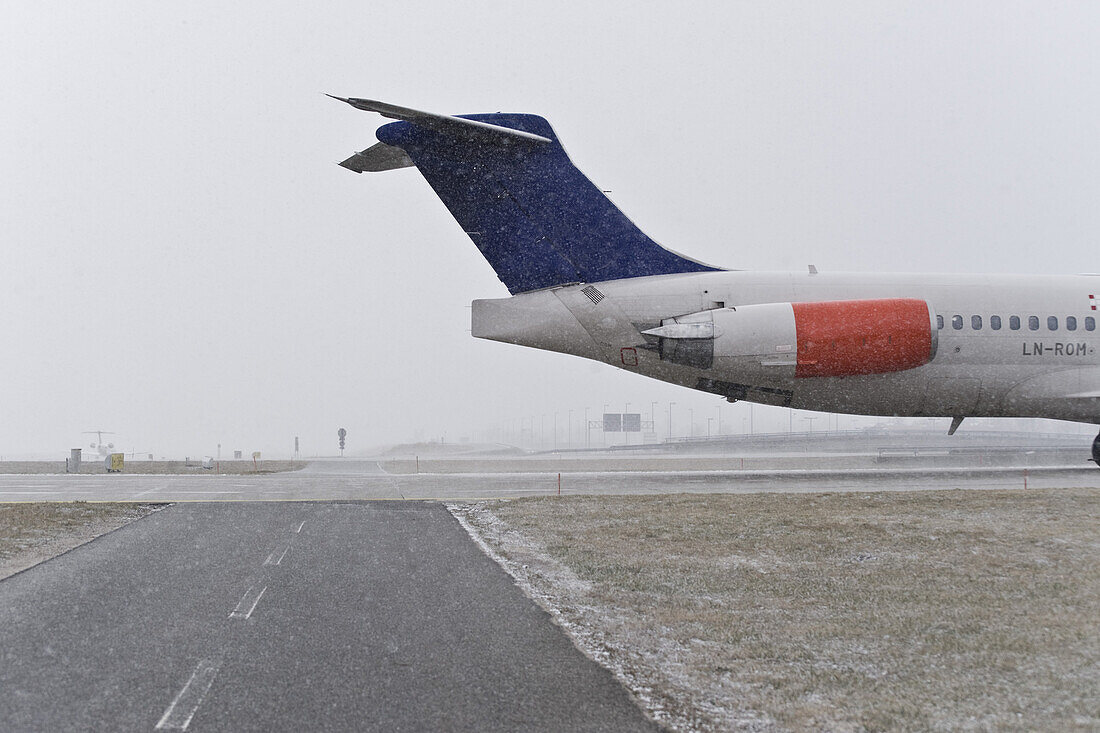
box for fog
[3,2,1099,458]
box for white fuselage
[472,271,1100,425]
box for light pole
[669,402,676,439]
[707,417,713,439]
[715,405,722,436]
[650,401,658,442]
[750,403,754,435]
[689,408,694,437]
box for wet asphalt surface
[0,502,657,732]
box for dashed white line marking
[263,544,290,567]
[155,659,221,730]
[296,521,305,533]
[229,585,267,619]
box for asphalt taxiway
[0,502,657,732]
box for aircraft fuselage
[473,270,1100,425]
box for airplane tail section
[331,97,719,294]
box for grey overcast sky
[3,1,1099,458]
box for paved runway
[0,502,657,731]
[0,462,1097,502]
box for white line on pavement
[263,545,290,566]
[229,585,267,620]
[155,659,221,730]
[296,521,305,533]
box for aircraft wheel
[1093,432,1100,465]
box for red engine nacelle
[647,297,938,377]
[791,298,937,378]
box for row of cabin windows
[936,314,1096,332]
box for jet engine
[643,298,938,378]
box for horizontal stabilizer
[339,142,414,173]
[327,95,552,144]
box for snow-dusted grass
[450,489,1100,732]
[0,502,162,579]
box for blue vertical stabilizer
[334,98,719,294]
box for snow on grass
[451,489,1100,732]
[0,502,164,579]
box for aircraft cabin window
[990,315,1002,330]
[952,315,963,330]
[936,315,944,330]
[1048,316,1058,331]
[1029,316,1040,331]
[972,315,982,330]
[1010,315,1021,330]
[1067,316,1077,331]
[1087,316,1096,331]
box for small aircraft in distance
[331,96,1100,466]
[83,430,116,459]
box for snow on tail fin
[333,97,719,294]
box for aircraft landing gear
[1093,432,1100,466]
